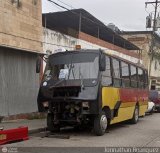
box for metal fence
[0,47,39,116]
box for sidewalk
[0,119,46,134]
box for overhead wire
[47,0,70,11]
[56,0,75,9]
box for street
[2,113,160,152]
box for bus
[36,49,148,136]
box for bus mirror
[99,53,106,71]
[36,57,41,73]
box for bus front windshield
[44,52,99,81]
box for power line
[56,0,75,9]
[49,1,64,11]
[47,0,70,11]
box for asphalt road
[2,113,160,153]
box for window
[112,58,120,78]
[151,85,156,90]
[102,56,112,86]
[138,68,144,88]
[138,68,143,82]
[121,62,130,87]
[103,56,111,76]
[130,65,138,88]
[11,0,21,8]
[130,66,137,80]
[112,58,121,87]
[144,70,148,88]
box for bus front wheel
[93,111,108,136]
[47,113,60,132]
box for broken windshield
[44,52,99,81]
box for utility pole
[145,0,160,89]
[145,0,159,31]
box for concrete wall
[0,47,39,116]
[43,28,141,64]
[0,0,42,52]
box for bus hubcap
[100,115,107,131]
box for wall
[0,47,39,116]
[0,0,42,52]
[43,28,141,64]
[122,34,150,68]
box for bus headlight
[43,82,47,86]
[43,101,49,108]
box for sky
[42,0,155,31]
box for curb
[29,127,46,135]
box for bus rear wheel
[130,105,139,124]
[47,113,60,132]
[93,111,108,136]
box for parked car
[153,99,160,112]
[149,90,160,112]
[146,101,155,114]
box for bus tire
[130,105,139,124]
[93,111,108,136]
[47,113,60,132]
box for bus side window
[138,68,144,88]
[121,62,130,88]
[112,58,121,87]
[144,70,148,88]
[102,56,112,86]
[130,65,138,88]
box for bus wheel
[130,105,139,124]
[47,113,60,132]
[93,111,108,136]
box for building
[42,9,141,64]
[0,0,43,117]
[121,31,160,90]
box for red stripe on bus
[119,88,149,102]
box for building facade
[0,0,43,117]
[121,31,160,90]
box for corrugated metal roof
[42,9,140,51]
